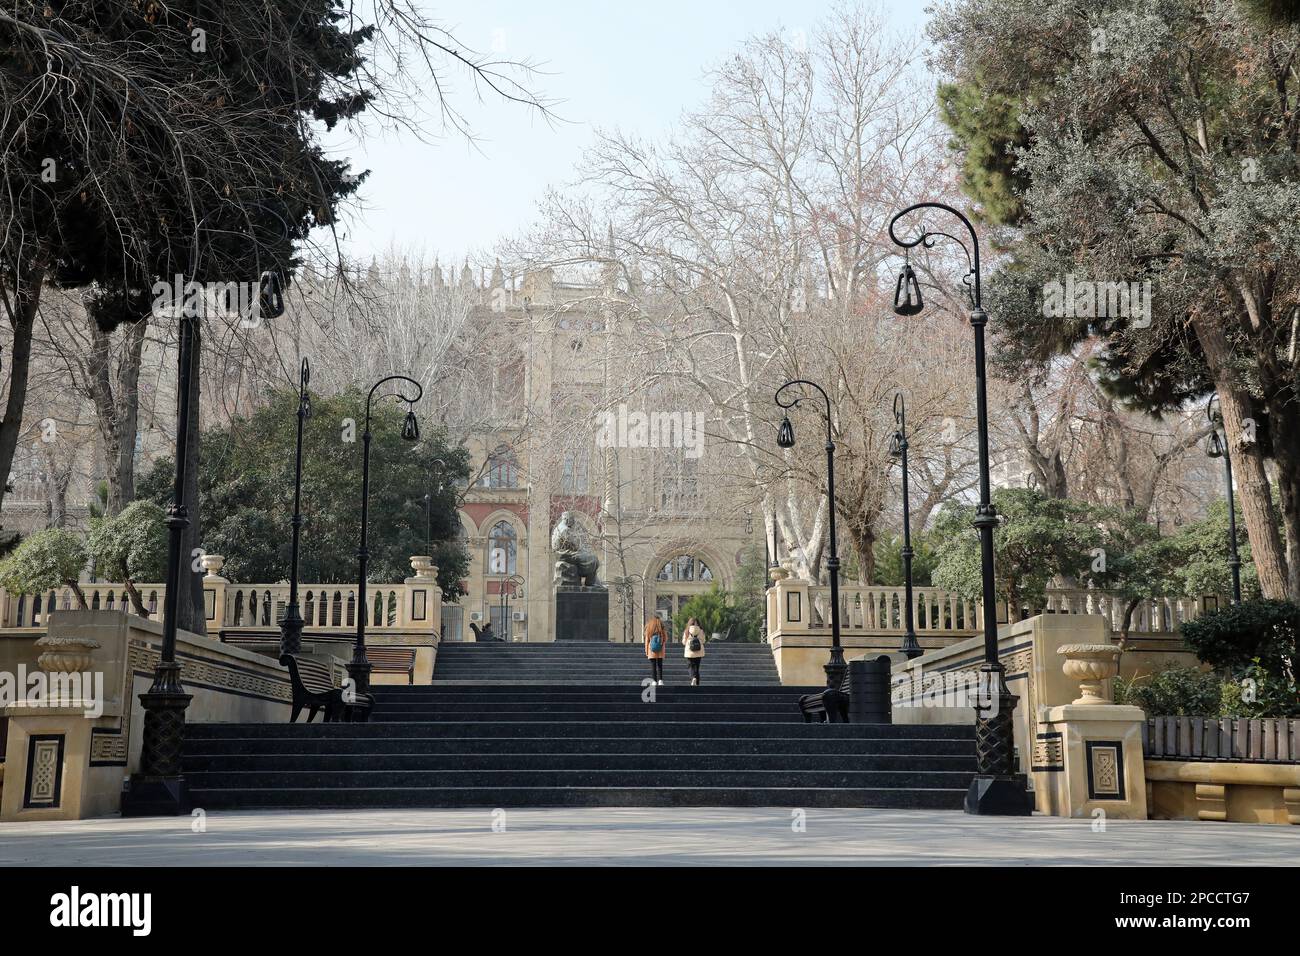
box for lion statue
[551,511,603,588]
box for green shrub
[0,528,88,608]
[1113,666,1222,716]
[1218,662,1300,718]
[677,586,729,636]
[1180,600,1299,713]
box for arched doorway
[650,552,720,641]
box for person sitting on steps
[644,613,668,685]
[682,617,706,686]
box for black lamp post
[889,392,922,660]
[122,314,198,816]
[352,375,423,706]
[498,573,525,642]
[889,201,1031,815]
[279,357,311,660]
[1205,394,1243,605]
[775,378,845,689]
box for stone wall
[1,609,292,821]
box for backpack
[688,631,702,653]
[649,632,663,653]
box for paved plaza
[2,808,1296,866]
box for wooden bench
[366,647,417,685]
[220,628,356,657]
[798,672,850,723]
[282,655,348,723]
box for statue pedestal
[555,587,609,641]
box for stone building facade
[444,265,763,643]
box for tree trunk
[848,524,875,585]
[124,578,148,618]
[87,317,148,514]
[0,257,47,520]
[1194,318,1290,599]
[1266,399,1300,602]
[66,580,88,610]
[174,323,206,637]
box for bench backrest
[291,656,336,694]
[366,648,416,672]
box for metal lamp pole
[279,357,311,660]
[1206,394,1243,604]
[352,375,423,708]
[775,379,845,689]
[889,201,1031,815]
[891,392,922,660]
[122,314,197,816]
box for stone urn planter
[1058,643,1121,705]
[34,633,101,674]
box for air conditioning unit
[469,611,483,622]
[512,611,527,622]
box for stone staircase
[183,641,978,810]
[429,640,784,685]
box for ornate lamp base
[121,671,192,816]
[966,661,1033,816]
[824,646,847,689]
[900,631,923,660]
[280,604,304,659]
[346,658,374,723]
[964,774,1033,815]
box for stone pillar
[201,554,228,629]
[1,629,122,822]
[404,556,440,683]
[1033,643,1148,820]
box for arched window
[656,555,713,582]
[484,446,519,489]
[488,520,517,574]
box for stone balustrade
[765,566,1213,683]
[0,554,444,644]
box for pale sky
[325,0,932,263]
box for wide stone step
[185,720,974,740]
[184,735,976,756]
[373,692,818,703]
[373,684,822,696]
[185,768,976,789]
[183,753,978,772]
[373,700,805,713]
[185,785,968,809]
[380,710,805,723]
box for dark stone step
[183,753,977,772]
[372,693,818,704]
[377,710,805,723]
[186,769,975,789]
[186,786,968,809]
[184,735,975,756]
[185,720,974,740]
[373,701,806,713]
[373,684,823,696]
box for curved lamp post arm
[365,374,424,431]
[775,379,835,446]
[888,202,981,306]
